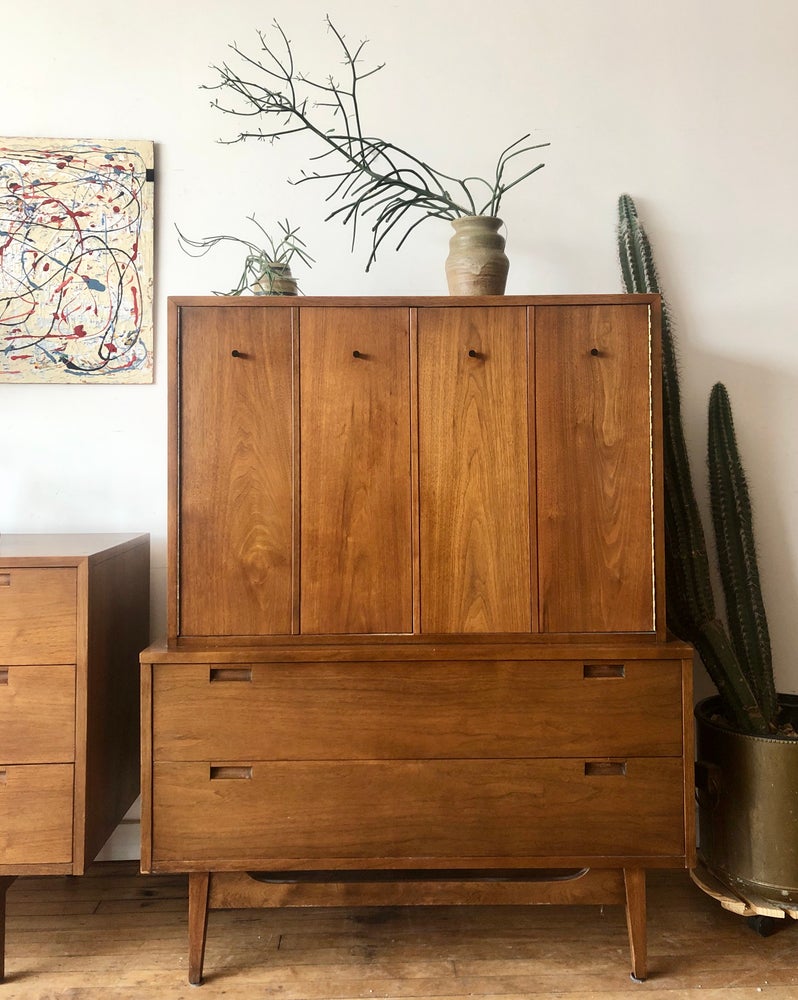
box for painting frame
[0,137,154,383]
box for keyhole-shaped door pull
[468,349,481,359]
[352,350,366,359]
[590,348,600,357]
[231,349,245,359]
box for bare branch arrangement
[204,18,549,270]
[176,216,313,295]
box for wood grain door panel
[0,665,75,763]
[178,307,294,637]
[0,764,73,864]
[417,307,532,632]
[152,758,685,866]
[535,305,655,632]
[0,568,76,664]
[152,659,683,761]
[299,308,413,634]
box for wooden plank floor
[3,863,798,998]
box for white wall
[3,1,797,854]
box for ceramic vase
[252,262,299,296]
[445,215,509,295]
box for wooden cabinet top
[169,293,660,309]
[0,533,149,564]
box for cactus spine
[617,194,773,735]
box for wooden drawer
[0,764,73,864]
[151,758,685,866]
[152,660,684,761]
[0,665,75,763]
[0,568,76,664]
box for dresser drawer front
[0,568,77,664]
[0,665,75,763]
[151,758,685,866]
[152,660,684,761]
[0,763,73,864]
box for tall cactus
[617,194,773,735]
[708,382,778,724]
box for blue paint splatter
[82,276,106,291]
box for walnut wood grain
[151,758,685,866]
[299,307,413,634]
[535,304,655,633]
[417,306,532,632]
[0,876,14,983]
[177,306,294,638]
[0,568,76,664]
[188,871,210,986]
[624,868,648,980]
[151,659,684,761]
[0,765,74,864]
[0,665,75,763]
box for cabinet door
[178,307,294,637]
[535,305,655,632]
[299,308,412,634]
[417,307,533,632]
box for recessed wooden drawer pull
[583,663,625,679]
[0,769,6,783]
[0,573,10,587]
[584,761,627,777]
[0,668,8,685]
[210,765,253,780]
[209,667,253,683]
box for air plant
[204,17,549,270]
[176,215,314,295]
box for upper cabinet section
[169,296,662,644]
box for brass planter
[695,694,798,904]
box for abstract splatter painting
[0,138,154,382]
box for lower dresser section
[141,640,695,985]
[142,643,695,873]
[0,764,73,865]
[152,757,685,867]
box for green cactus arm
[708,382,778,723]
[616,195,773,734]
[691,618,771,735]
[617,195,716,626]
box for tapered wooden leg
[188,872,210,986]
[0,876,17,984]
[623,868,647,982]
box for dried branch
[205,17,548,270]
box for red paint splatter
[131,284,139,326]
[107,343,118,354]
[56,161,67,169]
[74,325,87,338]
[112,205,121,213]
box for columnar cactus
[617,194,774,735]
[708,382,778,725]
